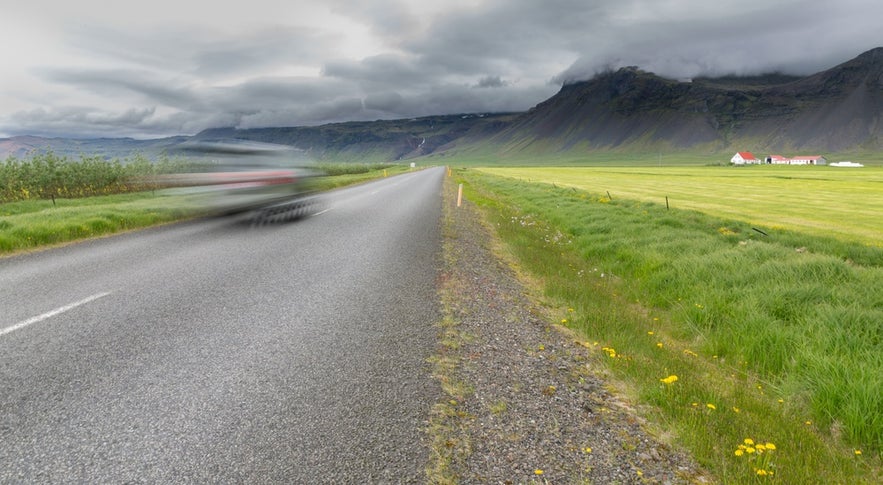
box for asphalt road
[0,167,445,483]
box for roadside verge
[427,173,708,483]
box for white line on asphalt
[0,292,112,338]
[312,207,333,217]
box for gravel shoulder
[428,177,710,484]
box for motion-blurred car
[157,140,324,217]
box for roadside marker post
[457,184,463,207]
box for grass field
[455,166,883,483]
[477,165,883,246]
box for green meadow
[479,165,883,246]
[455,165,882,483]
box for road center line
[0,291,112,338]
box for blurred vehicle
[158,140,324,217]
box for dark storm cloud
[476,76,507,88]
[37,67,199,109]
[2,0,881,138]
[553,0,883,81]
[64,23,333,81]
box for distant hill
[3,48,881,161]
[191,113,519,163]
[0,135,188,160]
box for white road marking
[312,207,333,217]
[0,292,112,338]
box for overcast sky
[1,0,881,139]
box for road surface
[0,167,445,482]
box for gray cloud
[1,0,881,139]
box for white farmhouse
[731,151,760,165]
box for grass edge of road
[0,166,414,258]
[425,173,474,484]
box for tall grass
[456,168,882,483]
[0,152,193,203]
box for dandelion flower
[647,331,654,335]
[735,449,744,457]
[756,469,768,476]
[584,447,592,453]
[706,403,716,410]
[660,375,678,384]
[656,342,664,348]
[732,407,740,413]
[855,450,863,455]
[765,443,776,450]
[534,469,544,475]
[744,438,755,446]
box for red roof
[736,151,758,160]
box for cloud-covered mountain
[489,47,883,153]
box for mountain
[489,47,883,153]
[2,48,881,161]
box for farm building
[731,151,761,164]
[788,155,827,165]
[764,155,827,165]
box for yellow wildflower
[744,438,755,446]
[735,449,744,457]
[706,403,716,410]
[765,443,776,451]
[534,469,544,475]
[660,375,678,385]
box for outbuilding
[789,155,827,165]
[731,151,760,165]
